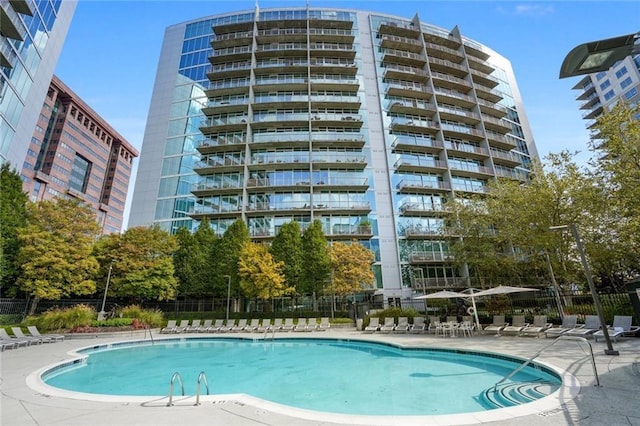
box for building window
[620,77,633,89]
[69,155,92,193]
[624,87,638,100]
[595,72,607,81]
[603,90,615,101]
[615,66,628,78]
[599,80,611,90]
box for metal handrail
[145,325,154,344]
[167,372,185,406]
[491,335,599,393]
[195,371,210,406]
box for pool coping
[26,335,580,426]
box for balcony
[474,84,503,103]
[379,34,422,53]
[394,157,447,173]
[428,57,468,78]
[448,163,494,178]
[391,135,444,153]
[204,78,250,97]
[399,202,449,216]
[311,153,367,169]
[411,276,466,289]
[255,28,307,43]
[387,99,436,116]
[470,68,500,89]
[311,132,365,149]
[495,168,528,181]
[312,177,369,191]
[386,81,433,99]
[404,225,452,238]
[451,182,488,194]
[425,42,464,62]
[444,142,489,159]
[308,28,355,43]
[309,42,356,58]
[482,115,512,133]
[309,75,359,91]
[309,58,358,73]
[196,136,246,154]
[438,106,481,125]
[310,113,363,128]
[430,71,472,92]
[253,75,308,91]
[408,251,453,263]
[311,202,371,215]
[378,21,421,38]
[466,54,495,75]
[252,112,310,127]
[207,61,252,80]
[253,93,309,108]
[390,117,439,133]
[328,224,373,239]
[192,181,243,196]
[194,156,244,174]
[246,178,310,192]
[250,153,310,170]
[433,87,475,108]
[255,42,308,58]
[202,97,249,115]
[490,149,521,166]
[210,45,252,63]
[212,31,253,48]
[485,131,516,150]
[396,179,451,194]
[311,94,361,109]
[200,116,248,133]
[0,4,26,40]
[251,132,310,149]
[383,63,429,81]
[476,98,508,118]
[440,123,485,141]
[382,48,427,67]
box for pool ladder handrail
[491,335,599,393]
[264,325,276,340]
[195,371,210,406]
[167,372,185,406]
[145,325,154,344]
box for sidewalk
[1,329,639,425]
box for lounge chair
[11,327,48,344]
[1,338,18,351]
[219,319,235,333]
[409,317,426,334]
[294,318,308,332]
[564,315,601,338]
[229,318,247,332]
[364,317,380,333]
[27,326,64,342]
[197,319,213,332]
[483,315,508,335]
[161,320,178,334]
[185,319,202,333]
[520,315,552,337]
[379,317,396,333]
[271,318,284,331]
[427,316,439,334]
[257,318,271,333]
[246,319,260,332]
[0,328,31,347]
[394,317,409,333]
[307,318,318,331]
[317,317,330,331]
[175,320,190,333]
[501,316,529,335]
[594,315,640,343]
[544,315,579,338]
[281,318,295,332]
[208,319,225,333]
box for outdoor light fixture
[559,32,640,79]
[550,224,618,355]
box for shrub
[119,304,164,328]
[28,304,95,331]
[90,318,133,327]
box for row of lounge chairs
[484,314,639,340]
[364,316,476,335]
[1,326,64,351]
[160,318,330,334]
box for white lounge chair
[306,318,318,331]
[257,318,271,333]
[394,317,409,333]
[483,315,508,335]
[364,317,380,333]
[246,319,260,332]
[27,326,64,342]
[1,338,18,351]
[185,319,202,333]
[208,319,225,332]
[564,315,601,338]
[0,328,31,347]
[197,319,213,332]
[594,315,640,343]
[317,317,330,331]
[427,316,440,334]
[409,317,426,334]
[281,318,295,332]
[219,319,235,333]
[501,316,529,335]
[175,320,190,333]
[229,318,247,332]
[271,318,284,331]
[294,318,308,332]
[161,320,178,334]
[379,317,396,333]
[520,315,552,337]
[11,327,48,344]
[544,315,579,338]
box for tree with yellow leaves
[328,241,375,296]
[238,242,294,308]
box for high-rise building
[1,0,76,167]
[572,55,640,137]
[130,7,538,301]
[21,75,139,234]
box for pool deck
[1,327,639,426]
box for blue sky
[54,1,640,224]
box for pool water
[43,338,561,416]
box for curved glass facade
[130,7,538,299]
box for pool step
[480,380,558,409]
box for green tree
[173,219,218,297]
[301,220,330,310]
[216,219,249,299]
[269,221,303,292]
[18,198,100,314]
[93,226,178,302]
[0,164,28,296]
[238,242,293,309]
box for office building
[130,7,538,302]
[1,0,76,167]
[572,55,640,138]
[21,75,138,234]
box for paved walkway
[1,328,639,425]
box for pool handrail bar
[195,371,210,406]
[167,372,185,406]
[491,335,599,393]
[145,325,154,344]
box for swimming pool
[40,337,562,417]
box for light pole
[224,275,231,323]
[550,224,618,355]
[98,262,113,321]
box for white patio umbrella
[413,290,467,300]
[471,285,538,297]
